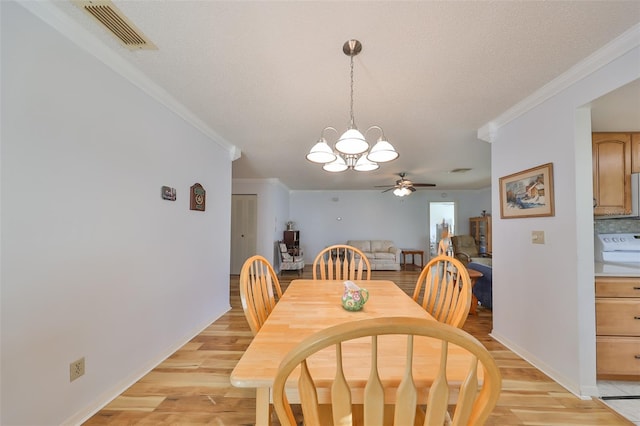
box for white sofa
[346,240,402,271]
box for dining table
[230,279,482,426]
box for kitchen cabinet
[469,216,491,255]
[632,133,640,173]
[592,132,632,216]
[595,276,640,379]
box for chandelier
[306,40,399,172]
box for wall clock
[190,183,206,211]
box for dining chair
[312,244,371,280]
[412,254,472,328]
[272,316,502,426]
[437,229,452,256]
[239,255,283,335]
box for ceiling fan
[376,173,436,196]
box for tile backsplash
[594,218,640,234]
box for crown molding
[18,1,241,161]
[478,23,640,143]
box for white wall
[290,188,491,263]
[490,44,640,397]
[231,179,290,270]
[1,3,233,424]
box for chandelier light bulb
[354,155,379,172]
[306,138,337,163]
[335,128,369,155]
[322,155,348,172]
[367,139,399,163]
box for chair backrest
[412,254,472,328]
[438,230,453,255]
[239,255,283,335]
[279,243,293,261]
[312,244,371,280]
[272,316,502,426]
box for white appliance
[595,233,640,263]
[600,173,640,218]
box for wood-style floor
[84,267,632,425]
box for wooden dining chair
[312,244,371,280]
[239,255,283,335]
[437,229,452,256]
[412,254,472,328]
[272,316,502,426]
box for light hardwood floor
[84,267,632,425]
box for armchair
[278,243,304,276]
[450,235,492,266]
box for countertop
[595,261,640,277]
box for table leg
[256,387,270,426]
[469,278,479,315]
[470,294,479,315]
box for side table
[401,249,424,270]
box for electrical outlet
[70,357,85,382]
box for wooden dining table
[230,279,481,426]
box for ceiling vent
[73,0,157,50]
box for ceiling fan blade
[408,186,417,192]
[412,183,436,187]
[381,187,395,193]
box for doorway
[230,194,257,275]
[429,201,456,257]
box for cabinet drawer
[595,299,640,335]
[596,336,640,377]
[595,277,640,297]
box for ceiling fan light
[393,187,412,197]
[367,140,399,163]
[306,139,337,164]
[393,187,406,197]
[335,128,369,155]
[354,155,379,172]
[322,155,348,172]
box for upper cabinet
[592,132,634,216]
[632,133,640,174]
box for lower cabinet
[595,276,640,379]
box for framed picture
[499,163,554,219]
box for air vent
[450,168,472,173]
[73,0,156,50]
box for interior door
[230,194,257,274]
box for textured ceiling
[46,1,640,191]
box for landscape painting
[499,163,554,218]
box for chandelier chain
[349,53,355,128]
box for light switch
[531,230,545,244]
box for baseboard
[489,330,596,400]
